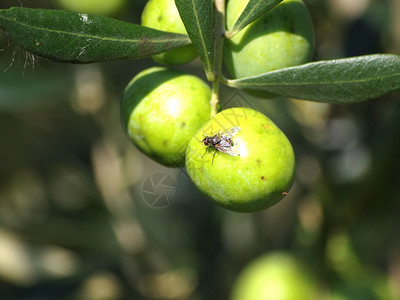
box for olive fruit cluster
[122,77,295,212]
[121,0,314,212]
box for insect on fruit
[202,126,241,164]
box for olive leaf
[175,0,214,80]
[226,0,283,37]
[0,7,191,63]
[227,54,400,104]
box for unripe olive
[55,0,126,16]
[141,0,197,65]
[224,0,314,80]
[122,67,211,167]
[185,107,295,212]
[230,252,317,300]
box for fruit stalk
[210,0,226,117]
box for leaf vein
[233,0,263,31]
[232,73,400,88]
[0,15,188,44]
[190,0,211,72]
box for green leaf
[0,7,191,63]
[175,0,214,80]
[227,0,283,37]
[227,54,400,104]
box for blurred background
[0,0,399,299]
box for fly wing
[219,136,233,147]
[216,126,241,156]
[223,126,241,138]
[230,126,241,136]
[215,143,240,156]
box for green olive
[224,0,314,96]
[122,67,211,167]
[55,0,126,16]
[185,107,295,212]
[231,252,317,300]
[141,0,198,65]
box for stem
[210,0,226,117]
[210,80,220,117]
[225,30,238,39]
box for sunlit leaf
[175,0,214,80]
[0,7,191,63]
[227,54,400,104]
[227,0,283,37]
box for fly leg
[212,151,217,165]
[202,147,208,158]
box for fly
[202,126,240,164]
